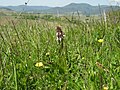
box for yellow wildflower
[103,85,108,90]
[98,39,104,43]
[35,62,44,67]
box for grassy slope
[0,12,120,90]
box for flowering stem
[13,60,18,90]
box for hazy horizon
[0,0,120,6]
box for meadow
[0,10,120,90]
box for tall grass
[0,10,120,90]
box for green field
[0,11,120,90]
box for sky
[0,0,120,6]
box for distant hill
[0,7,13,11]
[6,5,51,12]
[42,3,120,15]
[0,3,119,15]
[0,7,14,16]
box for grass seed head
[46,52,50,56]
